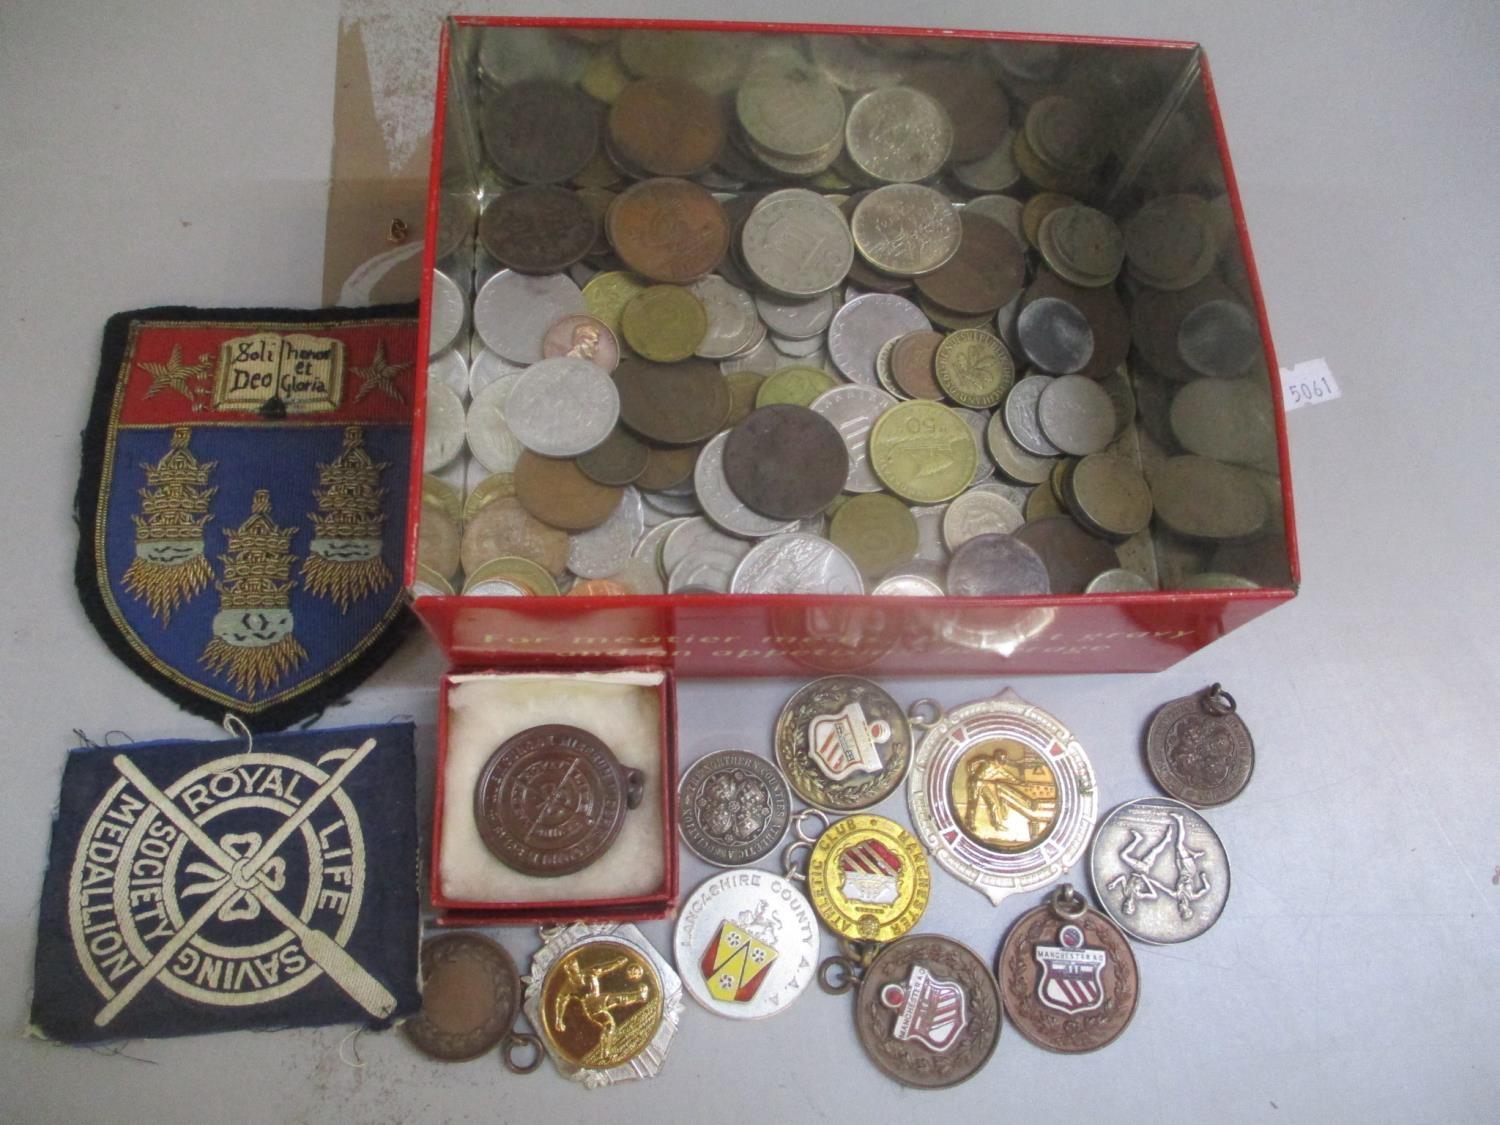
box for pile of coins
[416,27,1289,599]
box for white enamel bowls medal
[906,688,1097,905]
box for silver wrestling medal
[906,689,1097,906]
[1089,797,1230,944]
[673,870,820,1020]
[523,922,683,1089]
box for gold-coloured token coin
[807,814,931,943]
[582,271,648,339]
[949,738,1060,853]
[580,49,632,104]
[756,366,837,409]
[422,475,463,527]
[869,400,978,504]
[934,328,1015,409]
[1024,479,1065,521]
[619,285,709,362]
[464,555,560,597]
[723,371,764,427]
[539,940,663,1070]
[1021,191,1076,250]
[418,502,462,580]
[462,472,516,521]
[829,494,919,580]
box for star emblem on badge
[139,344,212,402]
[352,340,409,404]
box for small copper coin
[615,356,731,445]
[542,314,619,372]
[514,450,623,531]
[635,441,701,491]
[460,496,570,577]
[481,79,599,185]
[607,178,729,284]
[608,77,725,177]
[998,887,1139,1053]
[576,426,648,486]
[474,724,645,877]
[1013,515,1120,594]
[913,213,1026,316]
[853,934,1003,1088]
[403,933,523,1062]
[889,331,945,400]
[723,404,848,520]
[479,185,597,275]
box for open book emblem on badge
[808,702,891,781]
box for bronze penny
[1023,269,1130,382]
[1130,275,1240,384]
[914,213,1026,316]
[1013,515,1120,594]
[474,724,645,877]
[575,426,648,486]
[614,356,731,445]
[998,886,1139,1053]
[853,934,1002,1088]
[514,450,623,532]
[722,404,848,520]
[889,331,946,400]
[402,933,523,1062]
[606,178,729,284]
[460,496,570,577]
[607,77,725,177]
[481,79,599,186]
[635,440,701,491]
[479,185,597,275]
[906,61,1010,164]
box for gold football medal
[523,923,682,1089]
[787,813,931,944]
[906,689,1098,906]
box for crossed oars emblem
[94,739,396,1027]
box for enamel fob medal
[906,689,1097,905]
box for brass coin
[606,178,729,284]
[576,427,649,487]
[723,371,764,427]
[423,474,463,526]
[460,496,570,577]
[1024,480,1065,521]
[619,285,708,362]
[1152,455,1270,540]
[615,356,731,445]
[1021,191,1075,250]
[723,404,848,520]
[829,494,919,580]
[1066,453,1153,538]
[582,270,649,338]
[464,555,560,597]
[934,329,1015,409]
[985,410,1054,485]
[913,213,1026,316]
[413,563,455,595]
[402,933,523,1062]
[888,331,945,401]
[514,450,624,532]
[756,366,837,409]
[480,79,598,185]
[635,441,701,492]
[463,472,517,520]
[607,77,725,177]
[479,185,598,275]
[869,401,977,505]
[1038,204,1125,288]
[418,502,462,580]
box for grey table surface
[2,1,1497,1122]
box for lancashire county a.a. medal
[906,689,1097,906]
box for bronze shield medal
[75,306,418,730]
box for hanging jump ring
[907,698,943,730]
[818,955,858,995]
[500,1031,542,1074]
[1048,883,1088,921]
[1203,684,1237,716]
[791,808,830,845]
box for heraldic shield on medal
[29,722,421,1043]
[700,912,780,1003]
[75,306,418,730]
[880,965,969,1052]
[1034,924,1107,1015]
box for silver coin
[1090,797,1230,944]
[845,87,953,184]
[423,381,465,471]
[874,335,907,399]
[674,870,818,1020]
[947,533,1051,596]
[568,487,644,579]
[1017,296,1094,376]
[690,276,763,359]
[737,52,846,158]
[741,189,854,298]
[767,333,824,359]
[872,573,945,596]
[730,534,864,595]
[1037,374,1116,456]
[694,432,798,539]
[464,378,524,473]
[476,25,588,88]
[851,184,962,277]
[754,289,837,340]
[461,577,529,596]
[808,33,908,91]
[827,293,930,386]
[910,504,951,564]
[1085,568,1154,593]
[986,407,1053,484]
[954,406,997,486]
[718,333,782,375]
[668,550,741,594]
[1004,375,1062,457]
[964,194,1025,241]
[995,291,1021,353]
[503,356,619,457]
[634,517,687,579]
[427,348,469,400]
[677,749,792,867]
[1178,299,1260,378]
[473,270,586,364]
[644,488,703,518]
[427,269,466,358]
[942,490,1024,551]
[610,555,666,595]
[469,348,524,398]
[809,384,898,494]
[663,516,751,580]
[953,132,1021,193]
[972,478,1032,511]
